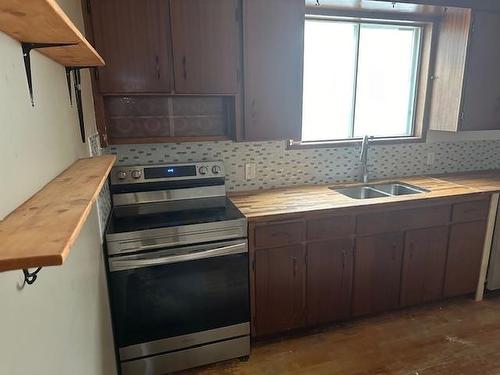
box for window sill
[287,136,426,150]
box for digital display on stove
[144,165,197,179]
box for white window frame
[295,14,432,148]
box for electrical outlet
[245,163,256,180]
[426,152,435,166]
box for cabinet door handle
[292,257,297,277]
[182,56,188,81]
[342,250,347,269]
[155,55,160,80]
[392,243,397,261]
[409,243,414,259]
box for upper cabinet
[461,11,500,131]
[170,0,241,94]
[90,0,241,95]
[90,0,174,93]
[241,0,305,141]
[429,8,500,131]
[85,0,243,145]
[86,0,306,144]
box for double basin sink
[332,182,428,200]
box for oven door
[107,239,249,360]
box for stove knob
[212,165,222,175]
[117,171,127,180]
[199,166,208,175]
[131,170,142,179]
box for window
[301,18,423,143]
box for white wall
[0,0,97,220]
[0,0,117,373]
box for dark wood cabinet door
[400,227,449,307]
[306,239,353,326]
[461,11,500,130]
[352,233,404,316]
[254,245,306,336]
[444,221,487,297]
[90,0,173,93]
[242,0,304,141]
[170,0,241,94]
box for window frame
[291,9,439,149]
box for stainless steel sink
[371,182,429,196]
[333,186,390,199]
[332,182,428,200]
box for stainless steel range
[105,161,249,375]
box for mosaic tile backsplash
[106,138,500,192]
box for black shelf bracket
[22,267,43,286]
[65,66,95,106]
[65,67,73,106]
[66,67,94,143]
[21,42,76,106]
[20,40,94,143]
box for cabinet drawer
[254,221,305,249]
[452,199,490,223]
[307,215,355,241]
[357,205,451,236]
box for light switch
[245,163,256,180]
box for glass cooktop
[106,198,244,235]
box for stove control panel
[111,161,225,185]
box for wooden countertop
[230,170,500,220]
[0,155,115,272]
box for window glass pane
[353,25,420,138]
[302,20,358,141]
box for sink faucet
[359,135,373,184]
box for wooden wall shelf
[0,155,115,273]
[0,0,104,67]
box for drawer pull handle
[182,56,188,81]
[155,55,160,80]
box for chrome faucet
[359,135,372,184]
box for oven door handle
[109,241,247,272]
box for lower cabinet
[444,220,487,297]
[306,239,353,326]
[254,245,306,336]
[400,226,449,307]
[250,197,490,337]
[352,233,404,316]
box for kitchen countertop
[229,170,500,220]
